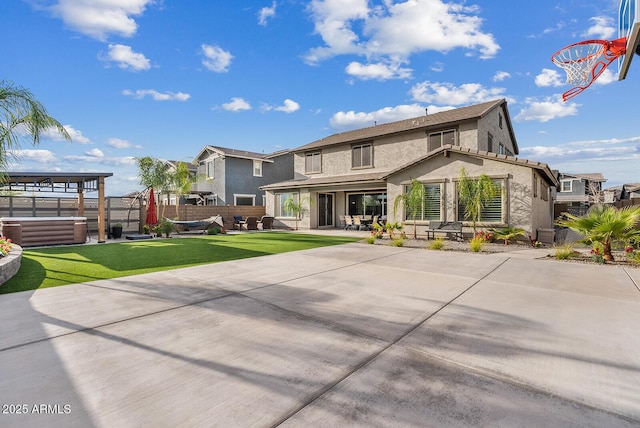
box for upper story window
[352,143,373,169]
[560,179,573,192]
[253,160,263,177]
[487,132,494,152]
[305,151,321,173]
[498,143,505,154]
[428,129,456,152]
[206,161,215,179]
[499,113,503,129]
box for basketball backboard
[619,0,640,80]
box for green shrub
[553,243,578,260]
[391,238,405,247]
[469,235,484,252]
[429,237,445,250]
[365,236,377,244]
[626,250,640,266]
[207,227,221,235]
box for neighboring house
[555,172,607,217]
[192,146,293,206]
[262,99,558,239]
[604,183,640,204]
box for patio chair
[353,216,367,231]
[344,215,356,230]
[241,216,259,230]
[233,215,243,230]
[258,216,274,230]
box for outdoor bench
[425,221,463,241]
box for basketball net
[551,37,627,101]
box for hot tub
[0,217,88,247]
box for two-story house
[192,146,293,206]
[262,99,558,240]
[554,172,607,217]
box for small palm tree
[283,195,311,230]
[393,178,425,239]
[458,168,501,234]
[556,204,640,261]
[489,226,526,245]
[169,161,196,219]
[0,80,71,175]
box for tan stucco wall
[386,152,553,237]
[476,107,517,155]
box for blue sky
[4,0,639,195]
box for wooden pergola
[1,172,113,243]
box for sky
[3,0,640,196]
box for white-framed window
[234,194,256,206]
[403,183,442,221]
[305,151,322,173]
[276,192,298,217]
[206,161,215,179]
[428,129,456,151]
[253,160,263,177]
[352,143,373,168]
[561,180,573,192]
[457,178,504,224]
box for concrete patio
[0,242,639,427]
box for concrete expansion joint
[270,256,512,427]
[623,268,640,293]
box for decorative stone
[0,244,23,286]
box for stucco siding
[386,152,552,237]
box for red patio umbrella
[145,188,158,226]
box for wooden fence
[0,196,266,238]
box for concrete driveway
[1,243,639,427]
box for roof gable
[383,145,558,186]
[193,145,275,163]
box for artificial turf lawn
[1,232,360,294]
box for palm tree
[0,80,70,175]
[393,178,426,239]
[556,204,640,261]
[136,156,171,220]
[457,168,501,234]
[489,226,526,245]
[169,161,196,219]
[283,195,311,230]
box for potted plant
[111,223,123,239]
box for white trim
[234,194,256,206]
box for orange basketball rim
[551,37,627,101]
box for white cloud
[123,89,191,101]
[86,148,104,157]
[8,149,57,164]
[410,81,506,105]
[221,97,251,112]
[201,44,233,73]
[535,68,565,87]
[345,60,412,80]
[493,71,511,82]
[514,97,579,122]
[329,103,434,130]
[102,44,151,71]
[594,68,617,85]
[266,99,300,113]
[44,0,154,41]
[583,16,616,40]
[40,124,90,144]
[107,138,139,149]
[258,1,277,26]
[305,0,499,73]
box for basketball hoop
[551,37,627,101]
